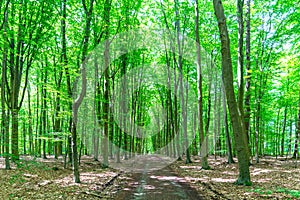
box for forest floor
[0,155,299,199]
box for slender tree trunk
[102,0,111,168]
[217,85,222,155]
[244,0,251,148]
[293,89,300,159]
[174,0,191,164]
[287,119,292,157]
[281,106,287,156]
[222,83,234,163]
[255,103,261,163]
[60,0,72,165]
[214,81,218,159]
[213,0,251,185]
[237,0,245,117]
[42,66,48,159]
[35,78,40,156]
[71,65,87,183]
[195,0,209,169]
[23,121,26,154]
[1,5,10,168]
[120,54,128,160]
[27,86,34,155]
[53,59,63,159]
[11,110,19,160]
[109,77,115,159]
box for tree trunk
[237,0,245,117]
[102,0,111,168]
[195,0,210,169]
[27,86,34,155]
[293,89,300,159]
[71,64,87,183]
[1,5,10,169]
[174,0,191,164]
[11,110,19,160]
[244,0,251,147]
[60,0,72,164]
[281,106,287,156]
[255,103,261,163]
[42,65,48,159]
[53,57,63,159]
[222,83,234,163]
[23,121,26,154]
[213,0,251,185]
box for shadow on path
[114,166,203,200]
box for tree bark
[174,0,191,164]
[213,0,251,185]
[102,0,111,168]
[222,83,234,164]
[244,0,251,147]
[237,0,245,117]
[281,106,287,156]
[27,85,34,155]
[71,65,87,183]
[293,89,300,159]
[1,3,10,169]
[42,64,48,159]
[195,0,210,169]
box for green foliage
[251,187,300,198]
[9,172,26,185]
[277,188,300,198]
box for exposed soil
[113,166,203,200]
[0,155,299,199]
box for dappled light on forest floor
[211,177,237,183]
[169,156,300,199]
[150,175,187,182]
[179,165,202,170]
[0,156,122,199]
[0,156,299,199]
[252,168,273,175]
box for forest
[0,0,299,199]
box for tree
[213,0,251,185]
[101,0,112,168]
[3,0,54,161]
[1,0,10,169]
[293,88,300,159]
[244,0,251,151]
[195,0,210,169]
[222,83,235,164]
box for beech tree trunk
[293,89,300,159]
[195,0,210,170]
[222,84,234,164]
[237,0,245,117]
[71,65,87,183]
[213,0,251,185]
[102,0,111,168]
[244,0,251,147]
[1,4,10,169]
[174,0,191,164]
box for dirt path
[114,165,203,200]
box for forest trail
[114,165,203,200]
